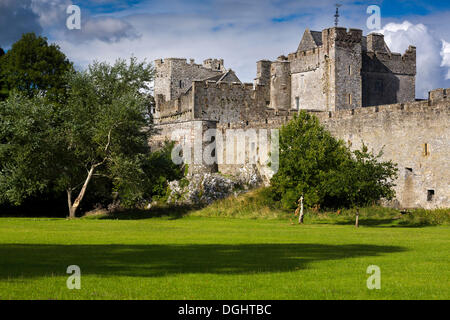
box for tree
[269,111,398,211]
[0,33,73,101]
[0,47,6,100]
[0,57,154,218]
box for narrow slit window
[427,190,435,202]
[423,143,430,156]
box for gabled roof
[217,70,241,83]
[297,29,323,52]
[181,70,241,94]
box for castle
[152,27,450,210]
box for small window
[423,143,431,156]
[349,66,352,75]
[427,190,435,202]
[179,80,182,88]
[347,94,352,105]
[295,97,300,110]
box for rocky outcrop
[167,168,262,205]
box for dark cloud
[0,0,43,47]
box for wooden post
[298,195,305,224]
[355,208,360,228]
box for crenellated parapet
[429,88,449,102]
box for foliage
[0,47,6,100]
[269,111,398,210]
[0,33,74,102]
[123,141,184,205]
[399,208,450,226]
[192,188,289,219]
[0,57,154,217]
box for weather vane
[335,3,342,27]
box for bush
[269,111,398,210]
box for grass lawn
[0,214,448,300]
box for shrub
[269,111,398,210]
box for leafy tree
[0,47,6,100]
[0,57,154,218]
[269,111,398,211]
[0,33,73,101]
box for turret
[269,56,291,111]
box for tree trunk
[67,166,96,219]
[67,189,75,219]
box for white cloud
[378,21,449,97]
[441,40,450,80]
[31,0,71,28]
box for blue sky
[1,0,450,97]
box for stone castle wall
[152,91,449,209]
[150,27,449,209]
[315,92,449,209]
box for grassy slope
[0,215,449,300]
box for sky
[1,0,450,98]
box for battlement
[315,88,449,122]
[193,79,263,93]
[202,58,226,71]
[322,27,363,46]
[363,45,416,75]
[429,88,449,101]
[155,57,226,72]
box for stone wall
[362,44,416,106]
[151,91,449,209]
[315,96,449,209]
[154,58,224,103]
[333,29,363,110]
[192,81,268,123]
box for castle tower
[322,27,363,110]
[269,56,291,111]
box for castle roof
[180,70,241,95]
[297,29,323,52]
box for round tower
[269,56,291,111]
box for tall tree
[269,111,398,210]
[0,57,154,218]
[0,33,73,101]
[0,47,6,100]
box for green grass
[0,213,449,300]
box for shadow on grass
[96,205,202,221]
[0,243,406,279]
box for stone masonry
[151,26,449,209]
